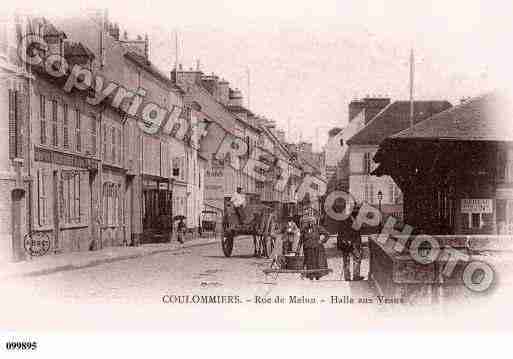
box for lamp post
[377,190,383,228]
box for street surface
[2,236,369,304]
[2,236,480,331]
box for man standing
[338,207,363,281]
[231,187,246,224]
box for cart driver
[231,187,246,223]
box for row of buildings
[0,11,325,262]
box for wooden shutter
[75,109,81,152]
[63,104,69,148]
[8,89,16,158]
[40,95,46,144]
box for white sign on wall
[461,199,493,213]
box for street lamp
[377,190,383,227]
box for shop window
[471,213,481,229]
[61,171,82,224]
[103,183,121,226]
[37,169,49,226]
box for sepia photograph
[1,0,513,356]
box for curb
[2,237,224,279]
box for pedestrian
[338,207,364,281]
[177,218,186,244]
[299,211,330,280]
[283,216,299,255]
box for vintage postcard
[1,0,513,355]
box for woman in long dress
[300,214,330,280]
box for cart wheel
[222,232,234,257]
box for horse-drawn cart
[221,200,277,258]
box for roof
[124,51,183,92]
[346,100,452,146]
[64,42,95,59]
[392,92,513,142]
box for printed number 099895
[5,342,37,350]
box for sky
[12,0,513,151]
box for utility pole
[247,66,251,109]
[409,48,415,129]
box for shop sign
[34,146,98,171]
[461,199,493,213]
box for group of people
[231,186,364,282]
[283,206,363,281]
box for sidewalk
[0,235,221,280]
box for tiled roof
[392,92,513,141]
[347,100,452,146]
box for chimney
[349,96,390,124]
[217,79,230,105]
[144,34,149,60]
[362,97,390,124]
[201,74,219,96]
[229,88,243,107]
[349,99,365,122]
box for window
[103,183,122,226]
[117,127,122,164]
[8,88,22,159]
[90,116,97,156]
[37,169,48,226]
[75,109,81,152]
[61,171,82,224]
[40,95,46,144]
[51,100,58,146]
[471,213,482,229]
[364,182,374,204]
[103,124,107,161]
[363,152,372,174]
[63,104,69,148]
[111,127,116,164]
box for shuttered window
[63,104,69,148]
[117,128,122,165]
[103,124,107,161]
[90,116,97,156]
[51,100,58,147]
[40,95,46,144]
[111,127,116,164]
[37,169,48,226]
[8,89,18,159]
[75,109,81,152]
[61,171,82,224]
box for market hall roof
[391,92,513,142]
[346,100,452,146]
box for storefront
[32,146,99,253]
